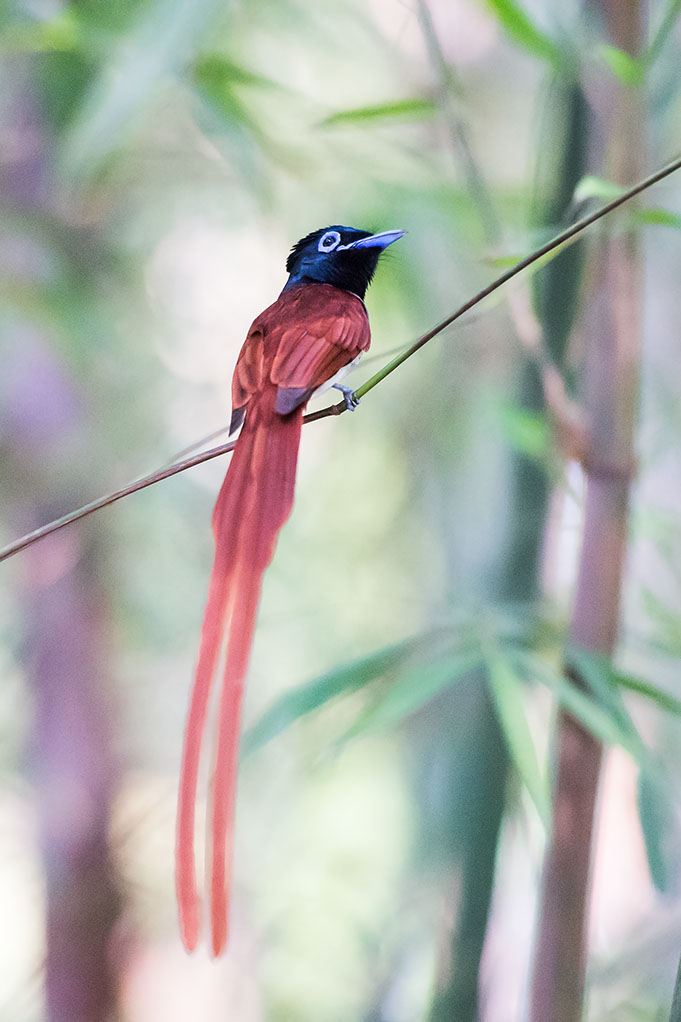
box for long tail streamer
[176,392,302,955]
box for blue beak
[348,229,405,251]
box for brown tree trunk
[530,4,645,1021]
[1,60,124,1022]
[25,531,123,1022]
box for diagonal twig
[1,152,680,565]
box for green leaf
[194,55,282,95]
[341,647,483,740]
[596,44,644,86]
[615,673,681,717]
[557,681,640,751]
[62,0,228,178]
[485,0,565,70]
[567,646,643,741]
[513,649,649,759]
[0,10,81,53]
[670,944,681,1022]
[573,175,625,205]
[637,770,673,893]
[645,0,681,68]
[485,649,550,825]
[484,231,582,277]
[493,399,550,460]
[642,590,681,655]
[241,637,427,757]
[320,98,438,128]
[635,208,681,230]
[485,253,525,269]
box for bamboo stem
[530,3,645,1018]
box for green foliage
[492,398,551,462]
[320,98,439,127]
[241,636,427,757]
[596,44,645,87]
[637,770,674,894]
[484,0,567,70]
[484,643,550,824]
[574,175,626,204]
[0,8,81,53]
[244,599,681,912]
[636,208,681,230]
[61,0,229,178]
[617,673,681,718]
[565,646,650,763]
[669,945,681,1022]
[645,0,681,68]
[339,647,482,741]
[643,590,681,656]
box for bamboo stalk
[530,3,645,1019]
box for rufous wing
[268,285,370,413]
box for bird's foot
[333,383,360,411]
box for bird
[175,224,405,956]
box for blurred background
[1,0,681,1019]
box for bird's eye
[318,230,341,253]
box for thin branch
[0,440,231,562]
[1,152,680,565]
[0,400,345,563]
[355,151,680,399]
[162,344,410,464]
[165,426,234,464]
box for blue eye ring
[318,230,341,253]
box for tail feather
[209,562,258,956]
[177,394,302,954]
[176,545,232,951]
[175,425,257,951]
[209,404,302,954]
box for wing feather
[270,286,370,395]
[231,326,264,413]
[230,284,370,420]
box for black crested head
[283,225,405,300]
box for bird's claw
[333,383,360,411]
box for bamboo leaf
[485,231,583,277]
[486,253,525,269]
[485,0,565,70]
[513,649,649,759]
[556,681,639,752]
[645,0,681,68]
[637,770,674,893]
[194,55,281,94]
[485,649,550,825]
[340,647,483,740]
[635,208,681,230]
[566,645,648,763]
[493,399,550,460]
[669,942,681,1021]
[615,673,681,717]
[642,590,681,655]
[320,98,438,128]
[573,175,625,204]
[0,10,80,53]
[597,44,644,86]
[62,0,228,178]
[241,637,427,757]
